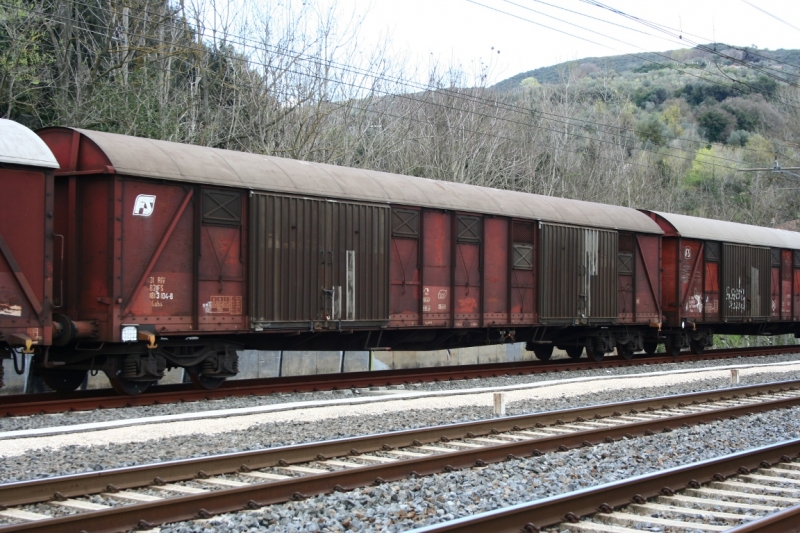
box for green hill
[494,44,800,90]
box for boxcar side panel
[704,261,720,322]
[122,180,195,329]
[388,209,421,327]
[198,189,247,332]
[539,223,617,323]
[421,210,451,328]
[250,193,389,327]
[634,233,660,323]
[482,217,508,326]
[0,168,52,345]
[453,214,481,328]
[661,237,679,326]
[510,220,535,324]
[722,244,771,320]
[76,178,113,338]
[678,239,703,321]
[617,233,634,323]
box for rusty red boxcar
[0,120,58,387]
[646,211,800,355]
[33,127,665,393]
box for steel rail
[1,381,800,532]
[4,378,798,506]
[410,439,800,533]
[725,504,800,533]
[3,344,798,417]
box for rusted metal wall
[510,220,536,324]
[73,178,112,339]
[453,214,482,328]
[616,232,662,324]
[704,246,720,322]
[539,223,617,322]
[0,168,53,347]
[634,234,660,323]
[420,210,451,327]
[679,240,704,321]
[250,194,389,327]
[389,208,421,327]
[722,244,771,320]
[617,233,634,323]
[121,180,195,329]
[197,188,247,332]
[661,237,679,326]
[483,217,509,326]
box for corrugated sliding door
[539,223,617,323]
[722,244,770,320]
[249,193,389,328]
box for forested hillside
[2,0,799,228]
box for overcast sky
[332,0,800,84]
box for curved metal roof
[0,119,58,169]
[652,211,800,249]
[67,128,662,234]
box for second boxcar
[646,211,800,355]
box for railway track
[416,440,800,533]
[1,379,800,532]
[3,344,798,417]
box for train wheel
[532,344,554,361]
[109,377,153,395]
[565,346,583,360]
[585,340,604,362]
[664,336,682,357]
[41,368,87,393]
[690,340,705,355]
[643,341,658,356]
[616,343,635,361]
[188,372,226,390]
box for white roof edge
[0,119,59,169]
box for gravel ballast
[156,407,800,532]
[2,352,800,434]
[2,367,800,484]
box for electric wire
[579,0,800,76]
[469,0,800,162]
[0,0,789,170]
[740,0,800,34]
[11,0,789,167]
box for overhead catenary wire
[527,0,800,73]
[0,2,674,177]
[481,0,800,98]
[8,0,789,168]
[580,0,800,71]
[0,0,789,172]
[740,0,800,35]
[469,0,800,162]
[578,0,800,77]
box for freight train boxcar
[646,211,800,355]
[36,127,664,393]
[0,120,58,387]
